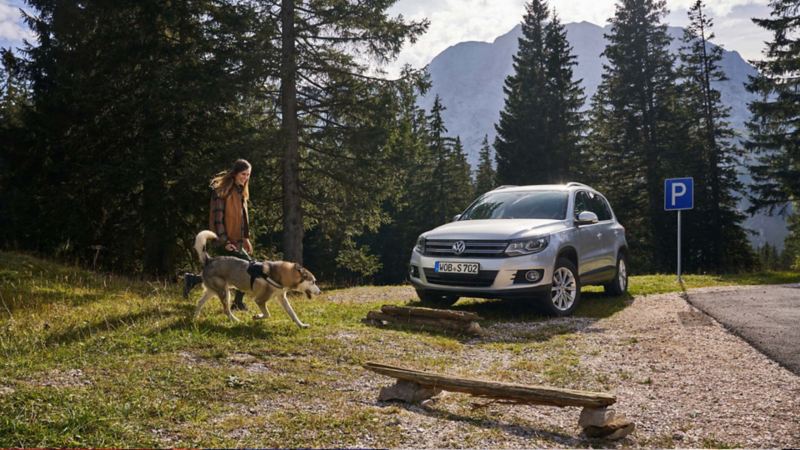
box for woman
[184,159,253,310]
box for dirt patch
[36,369,93,388]
[324,286,415,304]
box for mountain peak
[420,23,786,248]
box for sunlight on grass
[0,250,797,446]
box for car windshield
[459,190,569,220]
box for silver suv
[408,183,628,316]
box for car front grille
[423,268,498,287]
[423,239,508,258]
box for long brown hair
[210,159,251,201]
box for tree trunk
[280,0,303,264]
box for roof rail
[566,182,589,188]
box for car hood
[423,219,567,240]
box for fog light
[525,270,541,282]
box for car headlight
[414,236,426,253]
[505,236,549,256]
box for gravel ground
[348,286,800,448]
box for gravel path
[356,286,800,448]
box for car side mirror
[575,211,598,226]
[452,214,462,222]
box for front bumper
[408,245,556,299]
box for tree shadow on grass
[43,307,170,347]
[156,316,297,342]
[2,287,105,313]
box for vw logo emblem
[452,240,466,255]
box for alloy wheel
[551,267,577,311]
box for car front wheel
[538,257,581,316]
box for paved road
[687,284,800,376]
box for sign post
[664,178,694,282]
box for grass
[0,250,797,447]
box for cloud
[385,0,772,77]
[0,2,33,44]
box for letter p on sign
[664,178,694,211]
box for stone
[583,416,635,440]
[578,407,616,427]
[378,380,442,403]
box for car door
[573,191,603,276]
[589,193,618,275]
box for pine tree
[745,0,800,214]
[428,95,451,225]
[449,137,476,214]
[543,13,585,181]
[369,68,434,284]
[12,0,275,274]
[785,208,800,270]
[494,1,585,186]
[494,0,550,185]
[581,0,678,272]
[425,96,474,225]
[0,49,29,240]
[475,135,497,195]
[676,0,754,271]
[276,0,428,263]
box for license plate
[435,261,480,274]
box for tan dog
[192,230,321,327]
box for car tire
[603,253,628,296]
[416,290,459,308]
[538,257,581,316]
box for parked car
[408,183,628,316]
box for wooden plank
[380,305,483,322]
[364,362,616,408]
[365,311,482,335]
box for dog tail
[194,230,218,265]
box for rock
[583,416,635,440]
[378,380,442,403]
[578,407,616,427]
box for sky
[1,0,773,78]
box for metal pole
[677,210,682,282]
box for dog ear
[294,263,303,273]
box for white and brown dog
[192,230,321,327]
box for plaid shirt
[211,185,249,248]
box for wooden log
[364,362,616,408]
[380,305,483,322]
[365,311,482,335]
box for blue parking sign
[664,178,693,211]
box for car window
[574,191,611,221]
[460,191,569,220]
[574,191,590,217]
[593,195,613,221]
